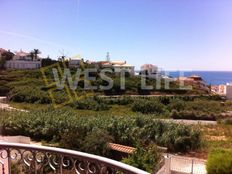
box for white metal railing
[0,142,149,174]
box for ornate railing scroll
[0,142,149,174]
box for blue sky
[0,0,232,71]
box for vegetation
[9,86,51,104]
[0,108,203,171]
[1,69,232,171]
[122,144,161,173]
[0,69,209,99]
[131,98,165,114]
[206,149,232,174]
[0,109,201,154]
[69,97,110,111]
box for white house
[140,64,158,75]
[226,85,232,100]
[212,83,232,99]
[5,50,41,69]
[218,85,227,95]
[111,61,135,75]
[93,60,135,75]
[68,57,83,68]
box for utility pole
[106,52,110,62]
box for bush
[186,99,222,113]
[9,86,51,104]
[122,144,161,173]
[70,97,110,111]
[219,118,232,125]
[167,99,186,111]
[0,109,202,155]
[207,149,232,174]
[81,129,114,156]
[100,96,134,105]
[0,85,9,96]
[131,99,164,114]
[171,110,216,121]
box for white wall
[113,67,135,76]
[69,59,81,68]
[5,60,41,69]
[226,85,232,100]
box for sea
[166,71,232,85]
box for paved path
[168,155,207,174]
[99,94,211,98]
[0,96,28,112]
[158,119,217,125]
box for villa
[111,60,135,75]
[97,60,135,75]
[227,85,232,100]
[68,57,83,68]
[5,49,41,70]
[140,64,158,75]
[211,83,232,100]
[0,48,7,55]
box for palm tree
[30,52,35,61]
[30,49,41,60]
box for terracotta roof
[111,60,126,65]
[141,64,158,69]
[0,48,7,53]
[108,143,136,154]
[113,64,134,67]
[15,50,30,57]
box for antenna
[106,52,110,62]
[59,49,69,61]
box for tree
[0,55,6,69]
[1,50,14,61]
[81,129,114,156]
[30,49,41,60]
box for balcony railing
[0,142,149,174]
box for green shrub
[131,99,164,114]
[0,85,9,95]
[0,110,202,153]
[100,96,134,105]
[80,129,114,156]
[171,110,216,121]
[122,144,161,173]
[9,86,51,104]
[207,149,232,174]
[219,118,232,125]
[186,99,222,113]
[70,97,110,111]
[167,99,186,111]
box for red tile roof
[108,143,136,154]
[0,48,7,53]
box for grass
[9,102,52,111]
[9,102,168,118]
[193,124,232,159]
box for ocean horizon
[167,71,232,85]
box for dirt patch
[205,135,227,141]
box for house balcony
[0,142,149,174]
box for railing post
[0,162,5,174]
[33,151,37,174]
[191,159,194,174]
[7,149,11,174]
[59,155,63,174]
